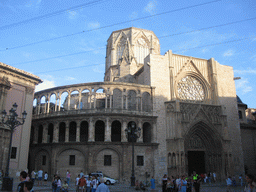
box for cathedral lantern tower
[104,27,160,83]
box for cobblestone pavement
[1,180,245,192]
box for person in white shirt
[37,169,43,186]
[44,172,48,186]
[56,176,62,192]
[91,176,98,192]
[86,177,92,192]
[226,176,232,192]
[76,174,80,192]
[96,178,109,192]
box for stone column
[110,95,112,109]
[125,95,128,110]
[44,102,47,114]
[89,94,92,109]
[121,92,124,109]
[105,118,111,142]
[136,96,139,111]
[33,126,39,144]
[78,91,82,109]
[76,121,80,142]
[65,122,69,142]
[42,124,48,143]
[67,93,71,110]
[137,120,143,143]
[140,96,143,111]
[54,95,58,112]
[53,122,59,143]
[152,122,157,143]
[46,96,50,113]
[105,95,108,109]
[37,101,41,115]
[121,121,127,142]
[88,117,94,142]
[94,93,97,109]
[58,96,61,111]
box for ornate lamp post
[125,121,141,186]
[1,103,27,191]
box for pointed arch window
[116,37,126,64]
[134,37,149,64]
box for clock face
[177,76,205,101]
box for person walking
[78,175,86,192]
[52,175,58,192]
[56,176,62,192]
[226,176,232,192]
[91,176,99,192]
[180,175,187,192]
[37,169,43,186]
[150,176,155,190]
[244,174,255,192]
[17,171,27,192]
[162,174,168,192]
[76,174,80,192]
[192,171,201,192]
[86,177,92,192]
[44,172,48,186]
[96,177,110,192]
[66,170,71,185]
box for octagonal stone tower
[104,27,160,83]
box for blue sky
[0,0,255,108]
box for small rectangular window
[104,155,111,166]
[137,156,144,166]
[69,155,75,165]
[42,155,46,165]
[11,147,17,159]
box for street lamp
[1,103,27,191]
[125,121,141,186]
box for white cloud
[88,22,100,29]
[35,79,56,92]
[223,49,234,57]
[234,69,256,74]
[235,78,253,94]
[144,0,157,15]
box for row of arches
[32,120,152,144]
[33,88,152,114]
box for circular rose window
[177,76,205,101]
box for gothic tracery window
[116,37,126,64]
[177,76,205,101]
[134,37,149,64]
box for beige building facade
[0,62,42,177]
[29,27,244,183]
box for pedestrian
[244,174,255,192]
[150,176,155,190]
[62,180,69,192]
[232,175,236,186]
[86,177,92,192]
[213,172,216,183]
[52,175,58,192]
[56,176,62,192]
[96,177,110,192]
[135,180,140,190]
[186,178,192,192]
[31,170,35,184]
[17,171,27,192]
[37,169,43,186]
[23,181,34,192]
[192,171,201,192]
[180,175,187,192]
[140,181,146,191]
[78,175,86,192]
[44,172,48,186]
[76,174,80,192]
[162,174,168,192]
[176,175,181,192]
[166,177,174,192]
[204,173,207,183]
[226,176,232,192]
[91,176,99,192]
[239,174,243,186]
[66,170,71,185]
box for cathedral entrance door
[187,151,205,175]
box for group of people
[17,171,35,192]
[75,173,109,192]
[226,174,256,192]
[162,172,202,192]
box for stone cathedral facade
[29,27,244,183]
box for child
[62,180,68,192]
[44,172,48,186]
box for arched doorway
[185,122,223,176]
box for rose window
[177,76,205,101]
